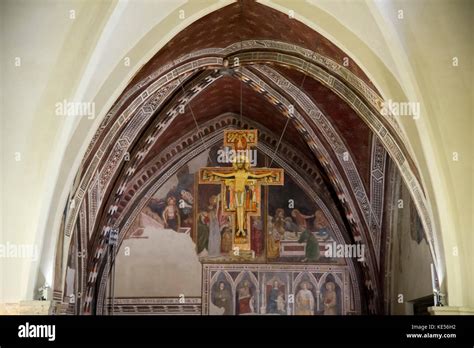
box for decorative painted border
[370,134,387,256]
[202,263,352,315]
[106,297,201,315]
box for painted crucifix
[199,130,284,253]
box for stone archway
[52,3,440,316]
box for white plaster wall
[114,228,202,298]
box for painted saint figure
[298,229,320,262]
[273,208,286,235]
[250,217,264,255]
[162,196,180,231]
[212,281,232,315]
[267,209,287,258]
[277,291,286,314]
[323,281,338,315]
[267,280,284,314]
[207,195,222,257]
[314,210,330,238]
[237,280,254,314]
[291,209,314,232]
[197,211,209,254]
[220,226,233,254]
[295,281,315,315]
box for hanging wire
[172,59,213,164]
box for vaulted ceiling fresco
[53,0,435,316]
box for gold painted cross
[199,130,284,252]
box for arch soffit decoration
[83,40,432,247]
[57,39,437,315]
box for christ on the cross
[207,155,278,238]
[199,129,284,252]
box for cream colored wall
[263,0,473,308]
[370,0,473,310]
[389,179,433,314]
[0,0,233,303]
[1,0,471,310]
[1,0,117,303]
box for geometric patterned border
[106,297,201,316]
[253,65,378,244]
[370,134,387,260]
